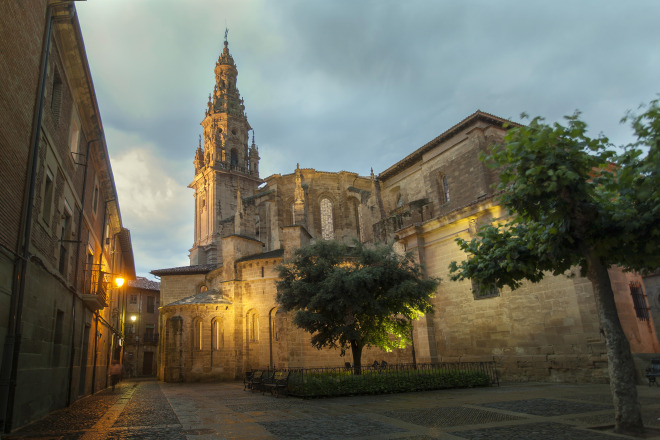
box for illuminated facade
[153,37,660,384]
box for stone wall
[158,112,660,384]
[159,274,207,307]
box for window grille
[630,282,649,321]
[471,279,500,299]
[442,175,450,203]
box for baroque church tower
[189,34,261,266]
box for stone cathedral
[152,37,659,383]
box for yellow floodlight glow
[115,277,125,288]
[130,315,137,322]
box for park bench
[245,370,264,391]
[262,371,290,397]
[645,359,660,386]
[252,370,275,393]
[243,370,254,390]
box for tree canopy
[449,98,660,435]
[276,240,438,372]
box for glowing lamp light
[130,315,137,322]
[114,277,125,288]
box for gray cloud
[77,0,660,279]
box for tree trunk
[584,248,643,435]
[351,340,363,375]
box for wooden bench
[645,359,660,386]
[262,371,290,397]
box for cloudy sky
[76,1,659,280]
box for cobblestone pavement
[5,379,660,439]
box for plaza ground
[5,378,660,439]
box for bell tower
[189,32,261,266]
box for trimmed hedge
[286,365,493,398]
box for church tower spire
[188,33,262,266]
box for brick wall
[0,1,48,252]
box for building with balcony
[0,2,135,432]
[123,277,161,377]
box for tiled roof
[150,264,216,276]
[165,289,233,307]
[127,276,160,291]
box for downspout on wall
[66,138,98,406]
[0,2,75,433]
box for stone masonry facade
[152,36,660,384]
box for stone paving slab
[478,397,613,416]
[112,382,179,428]
[449,421,623,439]
[5,379,660,439]
[382,406,522,428]
[259,414,408,439]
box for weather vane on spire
[224,27,228,43]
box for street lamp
[129,314,138,377]
[115,276,125,288]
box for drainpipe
[0,2,74,433]
[66,137,98,406]
[90,199,109,394]
[91,312,99,393]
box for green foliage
[286,367,491,397]
[450,98,660,289]
[277,240,438,363]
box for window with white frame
[471,279,499,299]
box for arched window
[396,194,403,208]
[255,214,260,240]
[351,198,362,241]
[230,148,238,167]
[320,198,334,240]
[212,318,224,350]
[437,173,450,204]
[247,310,259,342]
[194,319,203,350]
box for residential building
[123,277,161,377]
[0,2,135,432]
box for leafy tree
[276,240,438,373]
[449,99,660,435]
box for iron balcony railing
[83,267,108,306]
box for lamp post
[130,314,138,377]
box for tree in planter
[276,240,438,374]
[449,99,660,435]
